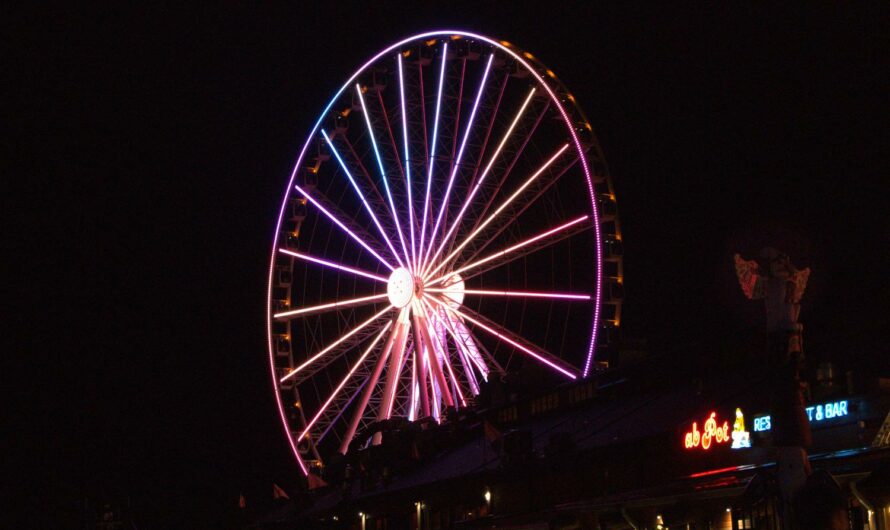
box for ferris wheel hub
[387,267,416,308]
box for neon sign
[731,408,751,449]
[752,400,849,432]
[684,412,730,450]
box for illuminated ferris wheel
[266,31,623,474]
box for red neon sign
[684,412,730,450]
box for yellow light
[500,40,511,47]
[523,51,534,59]
[546,69,556,78]
[450,35,462,40]
[425,39,437,46]
[402,50,412,58]
[484,489,491,503]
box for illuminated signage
[731,408,751,449]
[752,400,849,432]
[684,412,730,450]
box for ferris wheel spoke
[379,309,411,420]
[427,287,591,301]
[424,143,571,280]
[412,302,456,409]
[423,54,495,269]
[419,42,448,270]
[339,313,401,454]
[425,294,578,380]
[273,293,388,319]
[277,248,388,283]
[396,54,418,271]
[294,183,395,271]
[355,84,413,268]
[420,302,467,407]
[280,304,393,383]
[321,129,406,268]
[421,87,537,277]
[298,322,392,442]
[420,297,493,381]
[462,97,551,253]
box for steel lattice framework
[266,31,624,474]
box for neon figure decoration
[731,408,751,449]
[265,31,622,474]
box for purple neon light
[422,54,495,270]
[419,42,448,268]
[278,248,388,283]
[396,54,418,271]
[422,87,537,277]
[425,143,571,281]
[321,129,405,268]
[355,84,412,267]
[267,31,603,475]
[426,295,577,380]
[294,183,395,271]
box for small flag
[273,483,290,500]
[483,420,501,443]
[307,472,329,490]
[238,494,246,509]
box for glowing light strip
[429,215,589,285]
[409,349,418,421]
[426,295,577,380]
[430,314,467,407]
[294,183,395,271]
[397,54,417,271]
[280,305,393,382]
[422,87,537,277]
[278,248,388,283]
[268,31,604,476]
[355,84,412,266]
[427,288,590,301]
[425,143,570,280]
[298,322,392,441]
[421,297,488,379]
[321,129,405,268]
[384,310,410,418]
[274,293,389,319]
[423,54,495,268]
[419,42,448,268]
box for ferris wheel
[266,31,624,474]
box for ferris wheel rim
[266,30,605,475]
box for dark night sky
[7,3,888,528]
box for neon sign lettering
[684,412,730,450]
[752,400,849,432]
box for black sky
[7,3,888,528]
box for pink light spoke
[294,183,395,271]
[429,214,589,286]
[355,84,413,268]
[426,295,577,380]
[419,42,448,270]
[397,54,418,271]
[321,130,405,268]
[422,54,495,269]
[424,143,570,280]
[280,305,393,383]
[273,293,389,319]
[422,87,538,277]
[426,288,590,301]
[278,249,388,283]
[383,310,411,419]
[420,297,488,382]
[298,322,392,441]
